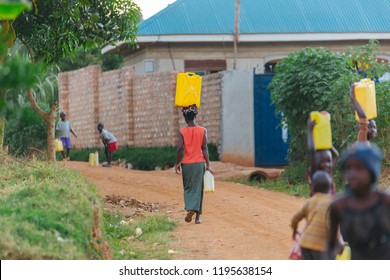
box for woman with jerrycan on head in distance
[175,105,213,225]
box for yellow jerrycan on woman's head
[354,78,377,121]
[175,72,202,108]
[310,111,332,150]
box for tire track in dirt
[64,161,304,260]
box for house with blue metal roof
[104,0,390,74]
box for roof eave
[102,33,390,54]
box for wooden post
[233,0,240,70]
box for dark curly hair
[182,104,198,121]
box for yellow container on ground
[310,111,332,150]
[355,78,377,121]
[204,171,215,194]
[55,139,63,152]
[89,153,96,167]
[175,72,202,108]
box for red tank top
[180,126,205,164]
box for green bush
[67,144,220,170]
[281,161,309,184]
[5,104,47,157]
[375,81,390,166]
[59,47,123,72]
[270,41,389,164]
[0,161,104,259]
[269,47,355,161]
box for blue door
[254,74,289,166]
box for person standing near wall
[175,105,213,224]
[97,122,117,167]
[56,111,77,160]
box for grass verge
[0,160,103,259]
[228,178,310,198]
[66,144,219,171]
[103,211,177,260]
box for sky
[133,0,177,19]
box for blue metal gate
[254,74,289,166]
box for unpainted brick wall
[59,65,101,148]
[59,66,222,149]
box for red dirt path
[64,161,304,260]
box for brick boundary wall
[59,66,222,150]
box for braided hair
[182,104,198,121]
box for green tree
[0,0,33,149]
[375,81,390,165]
[269,47,355,161]
[6,0,141,161]
[58,47,123,72]
[270,41,389,166]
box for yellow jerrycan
[89,153,96,167]
[203,171,215,194]
[55,139,63,152]
[355,78,377,121]
[336,245,351,260]
[175,72,202,108]
[310,111,332,150]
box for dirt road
[65,162,304,260]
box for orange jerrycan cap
[321,111,329,116]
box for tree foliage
[270,41,390,164]
[375,81,390,164]
[14,0,141,64]
[5,102,47,156]
[58,46,123,72]
[5,0,140,161]
[269,47,355,161]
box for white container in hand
[204,171,215,194]
[95,151,99,166]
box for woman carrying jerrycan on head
[290,112,339,260]
[175,105,213,225]
[350,81,377,146]
[345,80,378,194]
[307,111,339,197]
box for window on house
[184,60,226,75]
[377,58,389,64]
[144,60,154,73]
[264,59,283,74]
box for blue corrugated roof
[138,0,390,35]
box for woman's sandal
[195,217,202,224]
[185,210,195,223]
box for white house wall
[220,70,255,167]
[122,40,390,75]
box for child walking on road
[291,171,334,260]
[56,111,77,160]
[328,143,390,260]
[307,119,339,196]
[97,122,117,167]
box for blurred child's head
[341,143,383,195]
[312,171,332,194]
[60,111,66,121]
[314,150,333,174]
[182,104,198,124]
[367,119,377,140]
[97,122,104,133]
